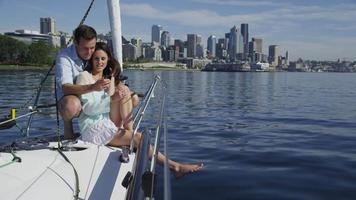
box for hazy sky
[1,0,355,61]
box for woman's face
[92,49,108,74]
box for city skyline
[0,0,355,61]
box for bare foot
[172,163,204,179]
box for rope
[0,150,21,168]
[66,0,96,45]
[54,78,62,148]
[57,149,80,200]
[12,0,96,112]
[14,64,56,112]
[0,160,16,168]
[0,2,97,199]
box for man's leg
[58,95,81,139]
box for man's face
[76,38,96,61]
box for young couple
[55,24,202,178]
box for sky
[0,0,356,61]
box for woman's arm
[76,72,110,116]
[105,76,115,96]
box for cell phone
[104,74,112,79]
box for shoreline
[124,67,200,72]
[0,64,51,71]
[0,64,200,72]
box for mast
[107,0,123,72]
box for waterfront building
[151,24,162,45]
[58,31,71,48]
[164,46,176,61]
[174,39,185,58]
[5,29,60,47]
[40,17,56,34]
[160,31,170,48]
[207,35,217,58]
[227,26,243,61]
[159,45,177,62]
[178,58,211,69]
[174,46,180,61]
[225,33,230,48]
[251,62,270,71]
[249,38,263,63]
[122,43,137,61]
[248,41,255,62]
[203,62,250,72]
[216,38,227,60]
[196,34,204,58]
[145,46,162,61]
[288,60,306,72]
[196,44,204,58]
[253,38,263,54]
[240,23,249,60]
[141,42,153,58]
[131,38,143,58]
[268,45,279,66]
[261,54,268,63]
[187,34,197,58]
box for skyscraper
[131,38,143,58]
[252,38,263,53]
[240,23,249,59]
[187,34,197,58]
[196,34,204,58]
[216,38,227,59]
[228,26,243,61]
[161,31,170,48]
[174,39,185,57]
[40,17,56,34]
[248,37,263,62]
[151,25,162,45]
[207,35,217,58]
[268,45,279,66]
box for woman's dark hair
[87,42,121,80]
[73,24,97,45]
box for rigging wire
[66,0,96,45]
[0,1,97,199]
[0,150,21,168]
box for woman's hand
[91,78,111,91]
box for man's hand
[91,78,111,91]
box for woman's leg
[110,83,134,131]
[108,131,203,179]
[131,93,140,108]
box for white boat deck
[0,140,134,200]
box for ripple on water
[1,70,356,200]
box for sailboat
[0,0,170,199]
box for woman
[76,42,203,178]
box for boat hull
[0,140,134,200]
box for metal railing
[129,75,160,153]
[125,75,172,200]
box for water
[1,69,356,200]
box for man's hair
[73,24,97,44]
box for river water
[1,69,356,200]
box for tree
[26,41,54,65]
[0,35,28,64]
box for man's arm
[63,78,111,96]
[62,83,94,96]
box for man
[55,25,110,139]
